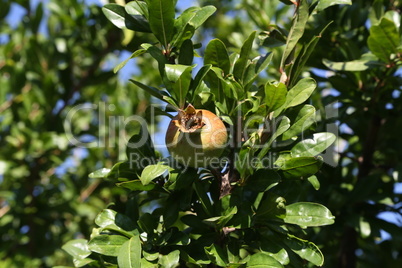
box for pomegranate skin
[165,109,228,168]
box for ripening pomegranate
[165,104,228,168]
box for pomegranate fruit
[165,104,228,168]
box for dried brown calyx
[174,104,205,133]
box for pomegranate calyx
[174,104,205,133]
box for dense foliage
[0,0,401,267]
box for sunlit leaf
[284,202,335,227]
[88,235,129,257]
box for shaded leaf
[159,250,180,268]
[279,156,322,178]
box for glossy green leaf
[284,202,335,227]
[233,31,257,82]
[280,157,322,178]
[117,235,141,268]
[283,77,316,109]
[165,64,193,108]
[291,132,336,157]
[265,82,287,113]
[323,53,381,71]
[189,5,216,29]
[159,250,180,268]
[280,0,309,70]
[102,4,151,32]
[316,0,352,12]
[247,252,284,267]
[307,175,320,190]
[191,64,212,100]
[125,1,149,19]
[283,105,316,140]
[89,168,111,179]
[367,18,399,62]
[147,0,175,47]
[204,39,231,75]
[88,235,129,257]
[62,239,91,260]
[284,234,324,266]
[140,164,170,185]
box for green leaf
[125,1,149,19]
[88,235,129,257]
[114,49,146,73]
[247,252,284,267]
[165,64,193,108]
[282,77,316,110]
[291,132,336,157]
[279,157,322,178]
[147,0,175,48]
[159,250,180,268]
[284,234,324,266]
[117,235,142,268]
[323,53,381,71]
[130,79,178,108]
[367,18,399,62]
[178,39,194,65]
[289,21,332,87]
[95,209,136,237]
[62,239,91,260]
[265,82,287,113]
[244,52,274,90]
[245,169,281,192]
[107,161,138,181]
[233,31,257,82]
[280,0,309,70]
[89,168,111,179]
[140,163,170,185]
[255,194,286,220]
[283,105,316,140]
[258,116,291,159]
[205,244,228,267]
[191,64,212,101]
[284,202,335,227]
[188,5,216,29]
[102,4,151,32]
[126,127,156,163]
[316,0,352,12]
[117,180,157,191]
[204,39,231,75]
[307,175,320,190]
